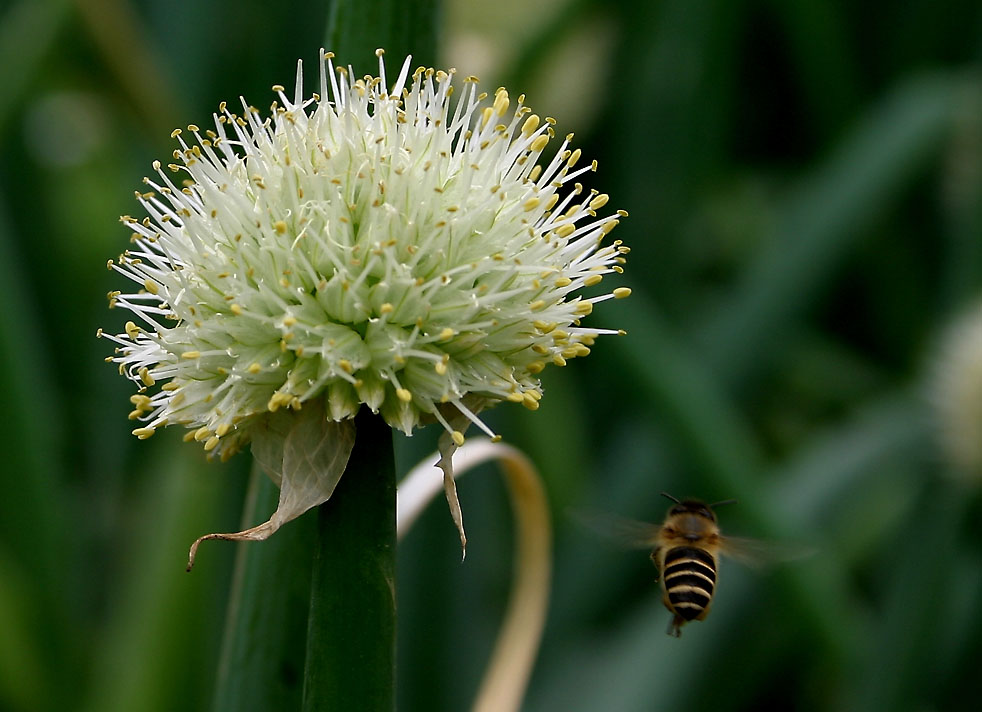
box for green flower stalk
[101,49,629,556]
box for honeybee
[650,493,736,637]
[578,492,774,637]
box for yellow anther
[590,194,609,210]
[438,327,455,341]
[161,382,180,391]
[248,362,261,374]
[533,320,557,333]
[216,423,231,437]
[493,88,509,116]
[204,436,220,451]
[434,361,447,375]
[193,426,210,441]
[139,367,155,387]
[554,277,572,287]
[133,426,156,440]
[529,300,546,311]
[231,304,243,315]
[532,344,549,355]
[530,134,550,152]
[338,359,353,373]
[481,106,494,128]
[521,114,540,136]
[283,315,297,327]
[602,219,619,234]
[544,194,560,211]
[584,274,604,287]
[575,301,594,316]
[523,197,540,212]
[568,148,581,167]
[555,224,576,238]
[451,430,465,446]
[553,354,567,367]
[396,388,412,403]
[379,303,394,315]
[129,394,151,408]
[124,321,140,339]
[127,410,142,420]
[181,350,201,359]
[527,361,545,374]
[613,287,632,299]
[507,392,526,403]
[143,278,159,295]
[522,393,540,410]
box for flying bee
[651,493,736,637]
[578,492,786,637]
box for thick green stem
[213,468,317,712]
[302,408,396,711]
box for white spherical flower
[101,50,629,556]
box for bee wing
[569,509,662,549]
[719,536,816,569]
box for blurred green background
[1,0,981,710]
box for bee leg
[666,614,684,638]
[650,547,661,583]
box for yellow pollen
[204,436,220,451]
[522,114,540,136]
[230,304,243,315]
[124,321,140,339]
[193,427,210,441]
[529,300,546,311]
[493,88,509,116]
[523,197,540,212]
[434,361,447,375]
[553,354,567,367]
[590,194,610,210]
[139,367,155,387]
[143,278,159,295]
[338,359,353,373]
[451,430,465,446]
[438,327,455,341]
[283,316,297,327]
[575,301,594,315]
[584,274,604,287]
[396,388,412,403]
[127,410,142,420]
[248,362,261,374]
[133,427,156,439]
[554,277,572,287]
[380,303,394,315]
[530,134,550,152]
[613,287,632,299]
[527,361,545,374]
[555,224,576,238]
[273,221,287,234]
[216,424,231,437]
[568,148,582,167]
[161,382,180,391]
[507,392,525,403]
[522,394,540,410]
[181,350,201,359]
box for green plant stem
[302,408,396,711]
[324,0,440,75]
[213,467,317,712]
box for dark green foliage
[0,0,980,711]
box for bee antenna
[660,492,681,504]
[710,498,737,508]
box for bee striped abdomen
[662,546,716,621]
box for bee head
[660,492,736,522]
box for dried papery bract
[101,49,629,555]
